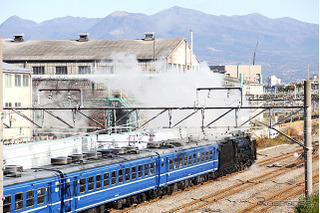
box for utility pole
[304,80,312,197]
[0,37,4,213]
[190,30,193,69]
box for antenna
[253,41,258,65]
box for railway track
[237,173,319,213]
[113,144,318,213]
[163,154,318,213]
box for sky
[0,0,318,24]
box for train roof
[4,139,220,187]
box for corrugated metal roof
[2,62,32,74]
[3,38,184,61]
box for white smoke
[86,54,250,137]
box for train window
[150,162,155,175]
[132,166,137,180]
[210,150,213,160]
[104,172,109,187]
[80,177,86,193]
[202,151,205,162]
[15,192,23,211]
[88,176,94,191]
[179,156,183,168]
[193,153,197,164]
[206,150,209,161]
[198,152,201,163]
[119,169,124,183]
[144,163,149,176]
[27,189,34,208]
[174,157,178,169]
[38,187,45,205]
[112,171,117,185]
[184,155,188,166]
[189,154,192,165]
[3,195,11,213]
[96,174,102,189]
[169,158,173,170]
[138,165,143,178]
[125,168,130,181]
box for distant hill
[0,6,318,83]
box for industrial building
[210,65,262,84]
[2,62,33,143]
[2,32,199,75]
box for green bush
[294,193,319,213]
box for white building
[268,75,281,87]
[2,62,33,143]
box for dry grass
[256,121,318,149]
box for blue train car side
[3,136,255,212]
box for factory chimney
[13,33,24,42]
[143,32,155,41]
[78,32,90,42]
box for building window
[5,102,12,107]
[15,102,21,107]
[23,75,29,87]
[56,66,67,75]
[33,66,45,75]
[5,74,12,88]
[79,66,91,74]
[15,74,21,87]
[101,65,114,74]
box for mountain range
[0,6,318,83]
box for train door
[62,176,73,212]
[47,182,57,213]
[72,176,79,211]
[158,157,169,186]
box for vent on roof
[4,165,23,177]
[78,32,89,42]
[144,32,155,41]
[13,33,24,42]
